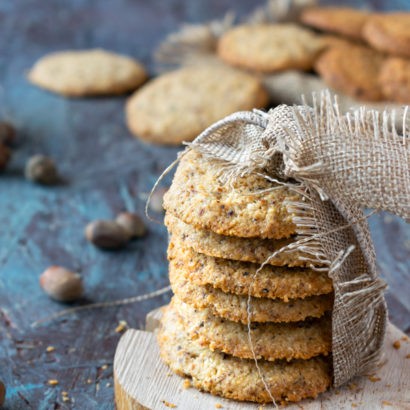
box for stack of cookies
[158,150,334,404]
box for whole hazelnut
[115,212,146,239]
[40,266,83,302]
[149,187,168,213]
[25,155,59,185]
[0,144,11,171]
[85,220,129,249]
[0,121,16,146]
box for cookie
[165,214,315,268]
[379,57,410,103]
[164,150,300,239]
[314,44,385,101]
[169,266,333,324]
[125,65,268,145]
[28,49,147,97]
[363,13,410,58]
[217,24,324,73]
[168,238,333,301]
[300,7,369,40]
[158,304,331,404]
[173,297,332,362]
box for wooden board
[114,308,410,410]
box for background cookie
[28,49,147,96]
[379,57,410,103]
[300,7,369,40]
[164,150,299,239]
[168,238,333,300]
[314,44,385,101]
[169,266,334,324]
[173,297,332,362]
[363,13,410,58]
[158,304,331,404]
[125,65,268,145]
[218,23,324,73]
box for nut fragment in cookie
[378,57,410,103]
[218,24,324,73]
[168,238,333,300]
[164,150,299,239]
[172,297,332,362]
[126,65,268,145]
[158,304,331,404]
[169,266,333,324]
[28,49,147,96]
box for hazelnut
[149,187,168,213]
[0,380,5,406]
[25,155,59,185]
[40,266,83,302]
[85,220,129,249]
[0,144,11,171]
[0,121,16,146]
[115,212,146,239]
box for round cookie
[363,13,410,58]
[379,57,410,103]
[169,266,333,324]
[168,238,333,301]
[158,304,331,404]
[173,297,332,362]
[165,214,316,268]
[164,150,300,239]
[300,7,369,40]
[125,65,268,145]
[314,44,385,101]
[28,49,147,97]
[217,23,324,73]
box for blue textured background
[0,1,409,409]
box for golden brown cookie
[300,7,369,40]
[168,237,333,301]
[379,57,410,103]
[158,304,331,404]
[314,44,385,101]
[164,150,300,239]
[28,49,147,96]
[165,214,315,268]
[173,297,332,362]
[217,23,324,73]
[363,13,410,58]
[125,65,268,145]
[169,266,333,324]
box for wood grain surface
[0,1,409,409]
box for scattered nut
[85,220,129,249]
[40,266,83,302]
[46,346,55,353]
[0,380,5,406]
[115,212,146,239]
[25,154,59,185]
[0,121,16,146]
[115,320,128,333]
[48,379,59,386]
[393,340,401,349]
[0,144,11,171]
[149,187,167,213]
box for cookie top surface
[379,57,410,103]
[158,304,331,404]
[125,65,268,145]
[314,44,385,101]
[28,49,147,96]
[363,13,410,58]
[164,150,300,239]
[165,214,316,268]
[300,7,369,40]
[168,237,333,301]
[169,265,333,324]
[218,23,324,73]
[173,297,332,362]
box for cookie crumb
[115,320,128,333]
[62,391,69,397]
[393,340,401,349]
[162,400,177,408]
[215,404,223,409]
[368,375,381,382]
[351,404,358,408]
[348,382,358,391]
[382,401,393,406]
[101,364,108,370]
[86,378,93,384]
[46,346,55,353]
[62,396,70,403]
[182,379,191,389]
[48,379,59,386]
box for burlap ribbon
[187,92,409,387]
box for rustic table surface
[0,1,409,409]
